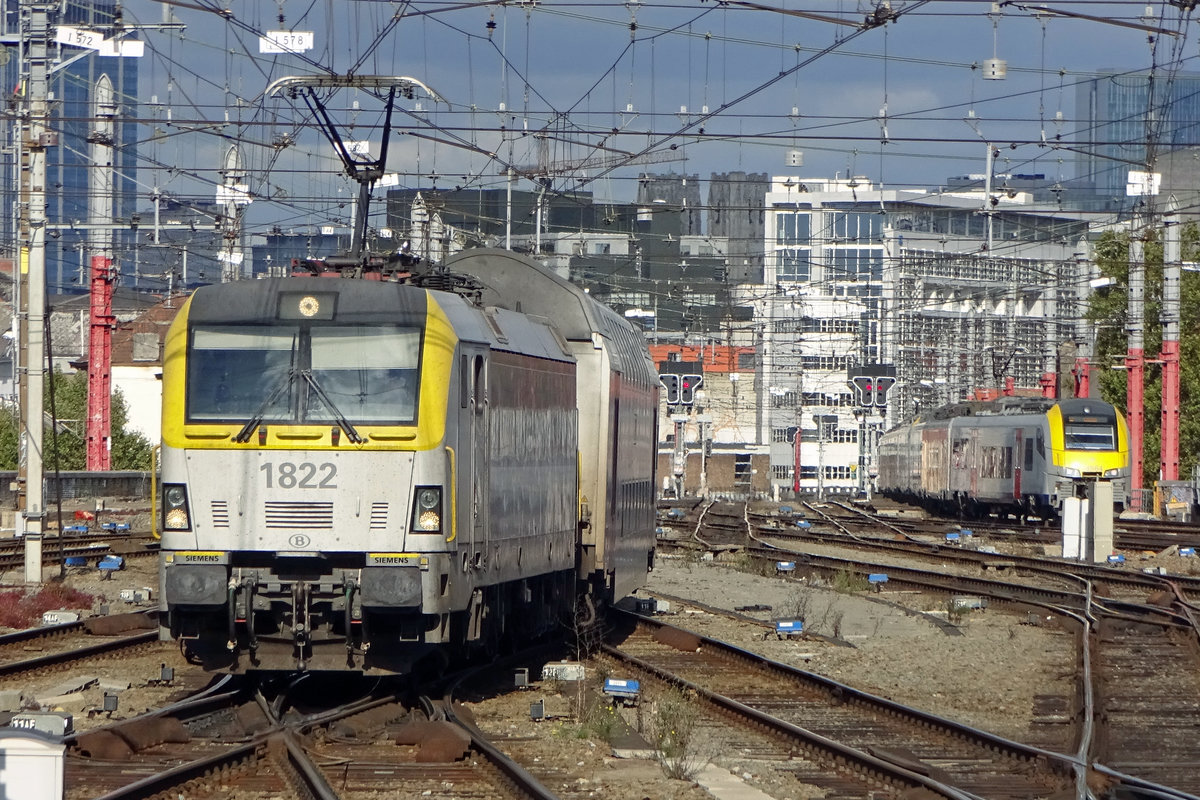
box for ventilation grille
[369,502,388,530]
[265,501,334,529]
[210,500,229,528]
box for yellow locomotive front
[1045,399,1130,508]
[159,278,468,672]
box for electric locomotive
[158,249,658,673]
[876,397,1129,518]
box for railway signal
[873,376,896,407]
[850,375,876,407]
[680,374,703,405]
[848,365,897,408]
[659,374,680,404]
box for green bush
[831,569,870,594]
[646,688,705,780]
[580,697,623,742]
[0,371,152,470]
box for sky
[100,0,1200,236]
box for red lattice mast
[86,255,115,470]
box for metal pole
[792,426,801,497]
[220,145,244,282]
[815,415,826,502]
[20,0,50,583]
[86,253,114,470]
[534,181,543,254]
[1127,211,1146,510]
[1161,196,1180,482]
[817,431,824,501]
[1040,256,1058,398]
[44,313,64,579]
[153,188,161,244]
[672,417,686,499]
[505,167,513,250]
[983,143,995,252]
[1073,238,1092,398]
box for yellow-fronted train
[158,249,658,673]
[876,397,1130,519]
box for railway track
[735,499,1200,795]
[782,502,1200,605]
[65,666,563,800]
[694,501,752,550]
[6,493,1194,798]
[821,497,1200,554]
[608,610,1080,798]
[1091,614,1200,793]
[0,612,160,679]
[0,533,158,575]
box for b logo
[288,534,311,548]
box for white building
[751,176,1093,496]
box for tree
[0,371,154,471]
[1086,222,1200,487]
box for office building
[0,1,139,292]
[1075,70,1200,206]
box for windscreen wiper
[234,370,297,443]
[299,370,365,444]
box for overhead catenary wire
[119,0,1152,199]
[100,5,1180,179]
[27,0,1197,286]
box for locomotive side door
[467,353,489,565]
[969,428,980,496]
[1013,428,1023,500]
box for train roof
[442,248,655,381]
[924,397,1054,420]
[442,248,608,341]
[184,276,429,323]
[921,396,1117,421]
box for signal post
[658,364,704,498]
[848,364,896,497]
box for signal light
[851,375,875,407]
[873,376,895,407]
[659,374,680,404]
[411,486,443,533]
[680,374,703,405]
[849,373,896,407]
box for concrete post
[1088,481,1115,563]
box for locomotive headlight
[1062,467,1082,478]
[412,486,442,532]
[162,483,192,531]
[1104,468,1122,477]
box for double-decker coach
[877,397,1129,519]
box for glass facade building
[1,1,139,291]
[1075,71,1200,202]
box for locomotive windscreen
[186,323,422,424]
[1062,412,1117,451]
